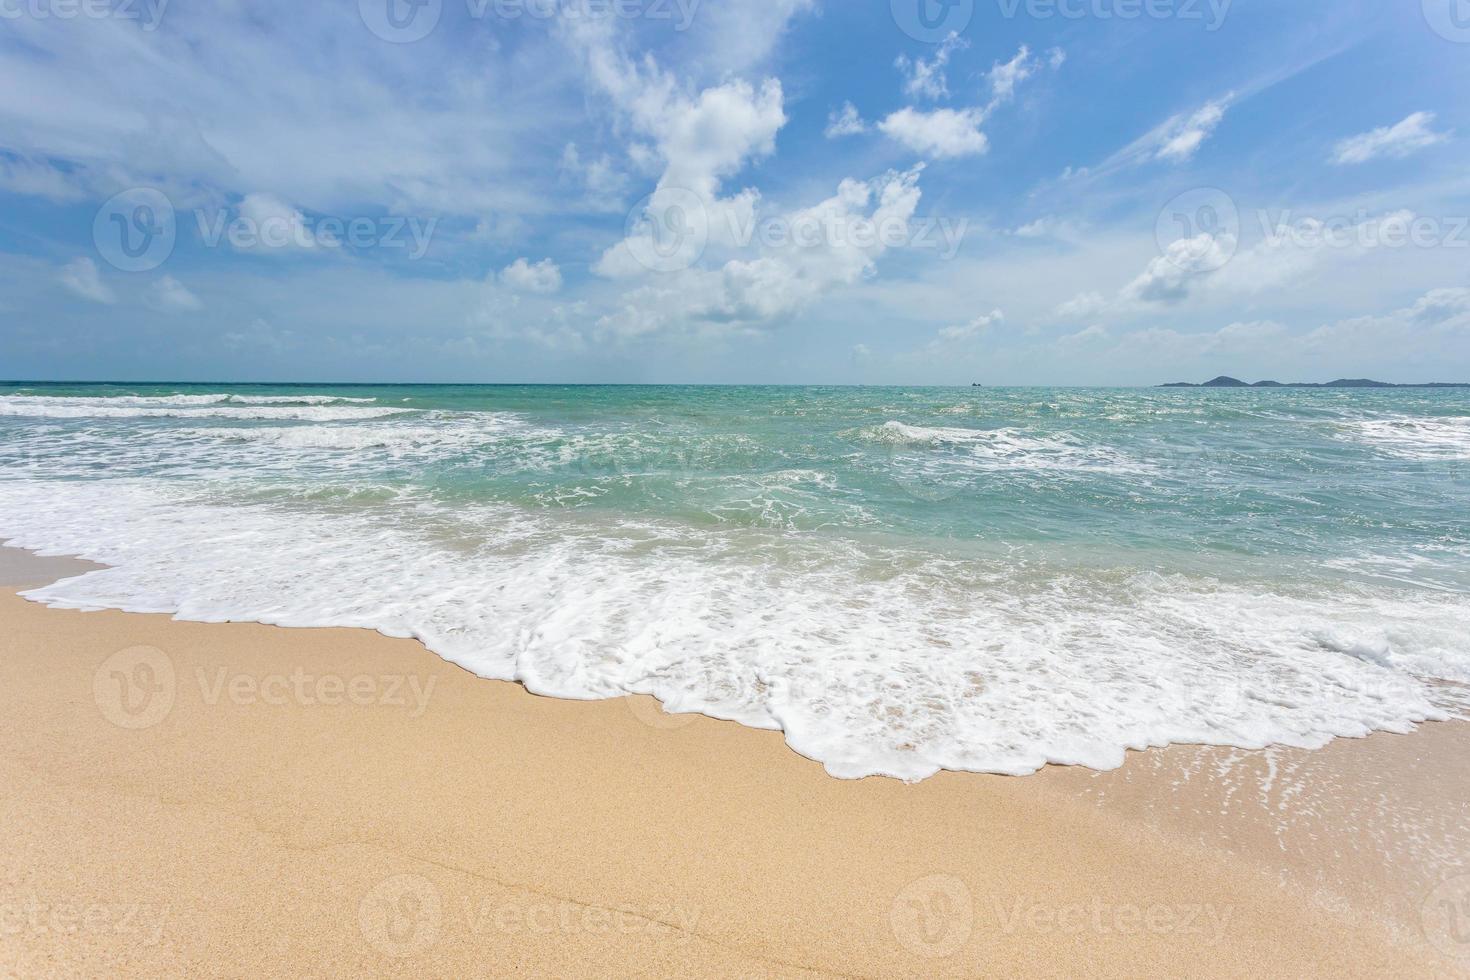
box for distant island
[1161,376,1470,389]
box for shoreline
[2,547,1467,974]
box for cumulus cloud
[1120,234,1238,303]
[825,102,868,138]
[144,276,204,312]
[1057,209,1433,321]
[501,258,564,294]
[596,167,926,339]
[896,32,968,101]
[1331,112,1450,165]
[232,193,335,253]
[58,257,115,304]
[879,107,989,159]
[877,45,1059,160]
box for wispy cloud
[1331,112,1450,165]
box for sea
[2,382,1467,779]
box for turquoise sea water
[2,383,1467,777]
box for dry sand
[1,547,1467,977]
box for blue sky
[2,0,1468,384]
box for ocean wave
[1343,417,1470,460]
[2,479,1465,781]
[0,394,410,422]
[847,420,1157,476]
[199,414,526,453]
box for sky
[1,0,1468,385]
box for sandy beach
[2,548,1465,977]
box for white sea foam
[0,394,411,422]
[1,479,1464,781]
[0,393,378,407]
[849,421,1156,476]
[1344,416,1470,460]
[200,414,526,453]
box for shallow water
[2,383,1467,778]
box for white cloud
[1013,215,1082,240]
[0,6,577,222]
[1155,97,1231,162]
[691,0,817,77]
[596,168,926,339]
[1057,209,1431,322]
[938,309,1004,342]
[0,155,89,203]
[560,18,785,202]
[234,193,335,253]
[1303,288,1470,352]
[559,143,629,212]
[1055,291,1107,318]
[877,45,1058,160]
[987,46,1037,104]
[1331,112,1450,165]
[1055,324,1110,349]
[896,32,968,101]
[144,276,204,312]
[987,45,1064,106]
[57,257,115,304]
[825,102,868,138]
[879,108,989,159]
[1121,233,1238,303]
[501,258,564,294]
